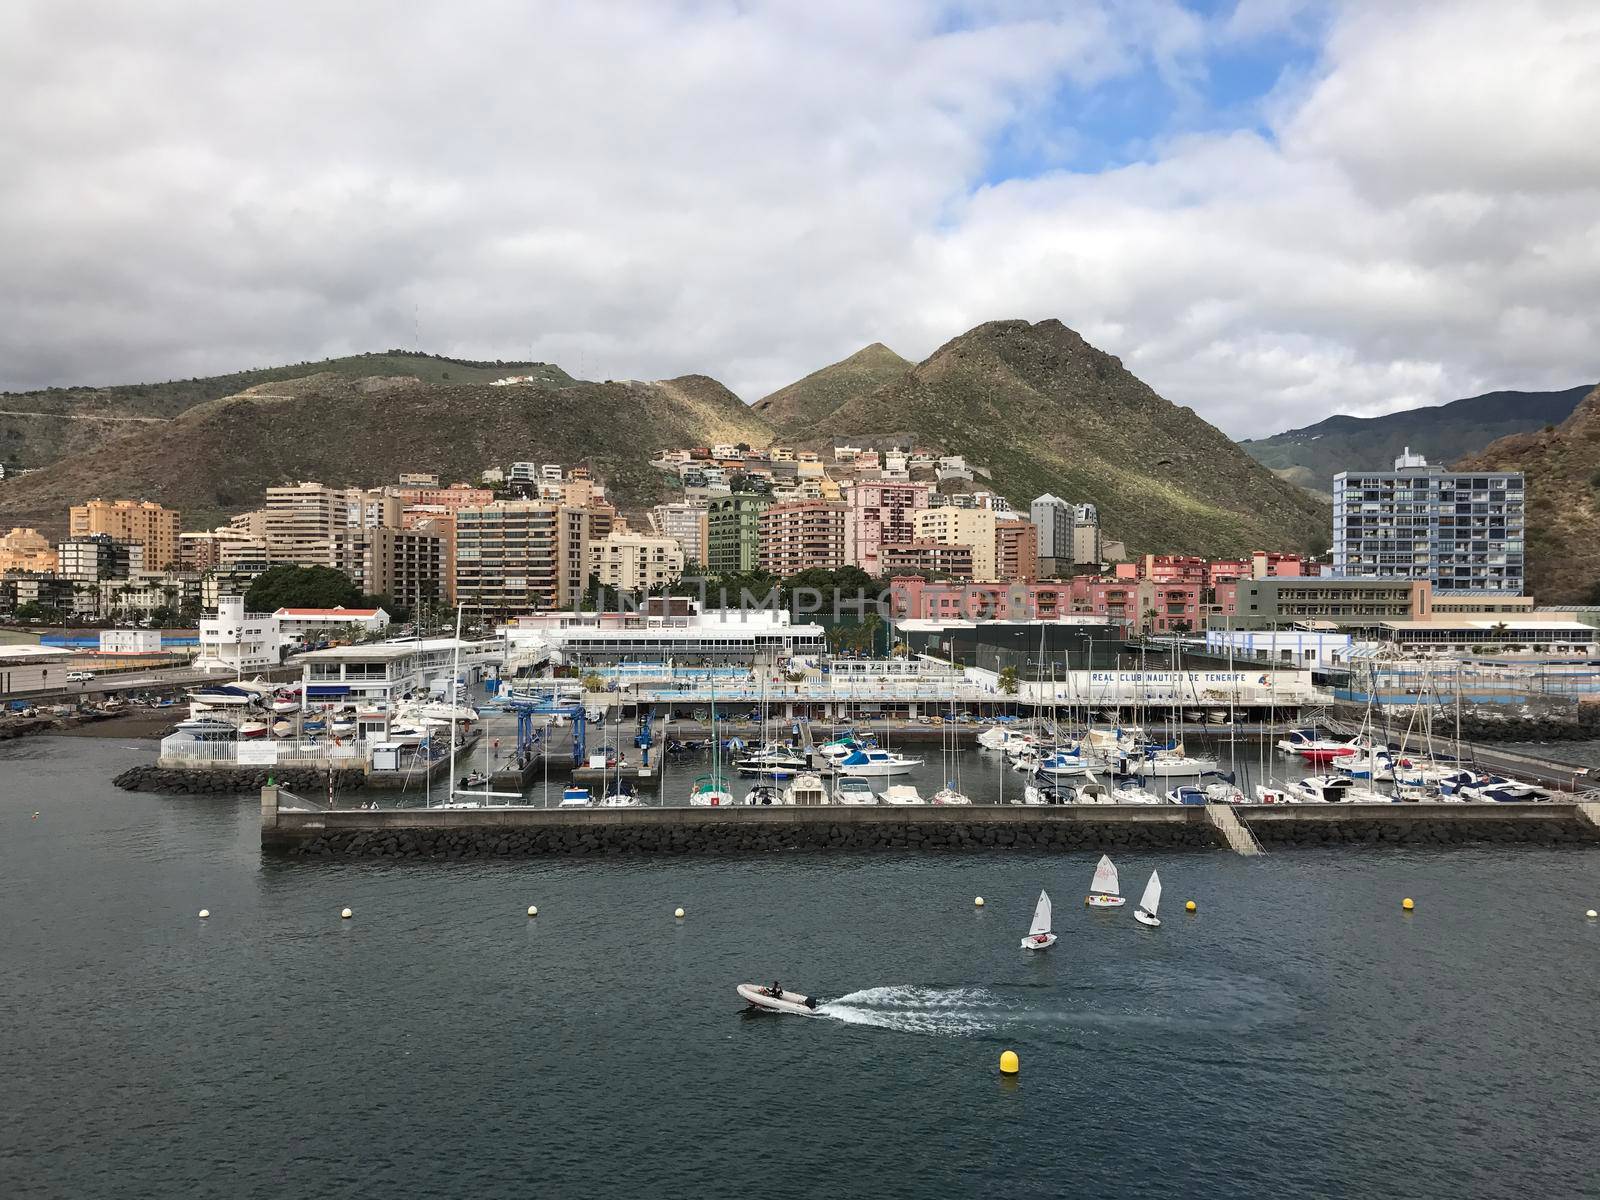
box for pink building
[844,481,930,574]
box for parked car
[66,671,96,684]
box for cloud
[0,0,1597,440]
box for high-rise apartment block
[759,500,846,576]
[843,481,929,574]
[1333,450,1525,593]
[454,501,594,612]
[69,499,180,571]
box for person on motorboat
[769,981,783,998]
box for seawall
[260,792,1600,858]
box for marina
[6,735,1599,1200]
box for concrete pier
[261,792,1600,858]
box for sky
[2,0,1598,436]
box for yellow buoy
[1402,898,1414,911]
[974,896,984,908]
[340,907,353,919]
[527,905,538,917]
[198,909,210,919]
[1586,909,1597,920]
[674,907,685,919]
[999,1049,1019,1075]
[1185,900,1197,913]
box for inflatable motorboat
[737,984,821,1015]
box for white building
[506,602,825,667]
[274,606,390,643]
[99,629,162,654]
[197,597,283,672]
[297,636,502,738]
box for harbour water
[5,736,1599,1198]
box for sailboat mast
[448,604,462,801]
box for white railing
[159,733,370,768]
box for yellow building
[68,499,180,571]
[588,529,685,591]
[0,527,58,573]
[913,507,998,581]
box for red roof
[274,607,383,617]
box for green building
[706,494,771,575]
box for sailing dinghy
[1085,854,1126,908]
[1134,870,1162,928]
[1020,889,1056,950]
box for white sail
[1090,854,1120,897]
[1137,870,1162,918]
[1028,889,1052,936]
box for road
[0,409,170,422]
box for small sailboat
[689,772,734,806]
[1085,854,1125,908]
[1134,870,1162,928]
[1020,889,1056,950]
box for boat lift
[504,695,587,767]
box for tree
[14,602,62,623]
[998,666,1019,695]
[244,564,363,612]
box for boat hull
[737,984,819,1016]
[1021,933,1057,951]
[1085,894,1126,908]
[1135,909,1161,927]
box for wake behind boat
[737,983,821,1015]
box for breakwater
[116,764,364,796]
[261,789,1600,858]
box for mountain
[1240,385,1594,484]
[1456,385,1600,604]
[0,370,771,535]
[1,322,1330,560]
[0,352,574,475]
[752,342,911,431]
[801,318,1329,556]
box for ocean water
[4,736,1599,1199]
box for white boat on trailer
[1020,889,1056,951]
[737,983,821,1015]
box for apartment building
[1029,494,1072,575]
[706,494,772,575]
[1333,450,1525,593]
[0,527,58,574]
[914,506,997,581]
[995,518,1038,583]
[1073,503,1101,567]
[649,501,709,567]
[388,481,494,509]
[69,499,180,571]
[57,534,143,583]
[588,529,685,591]
[843,481,930,574]
[879,541,974,580]
[403,509,458,603]
[331,525,446,614]
[454,501,594,613]
[759,500,846,576]
[1214,577,1430,629]
[261,482,397,566]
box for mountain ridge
[0,323,1330,561]
[1456,384,1600,604]
[1240,384,1594,483]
